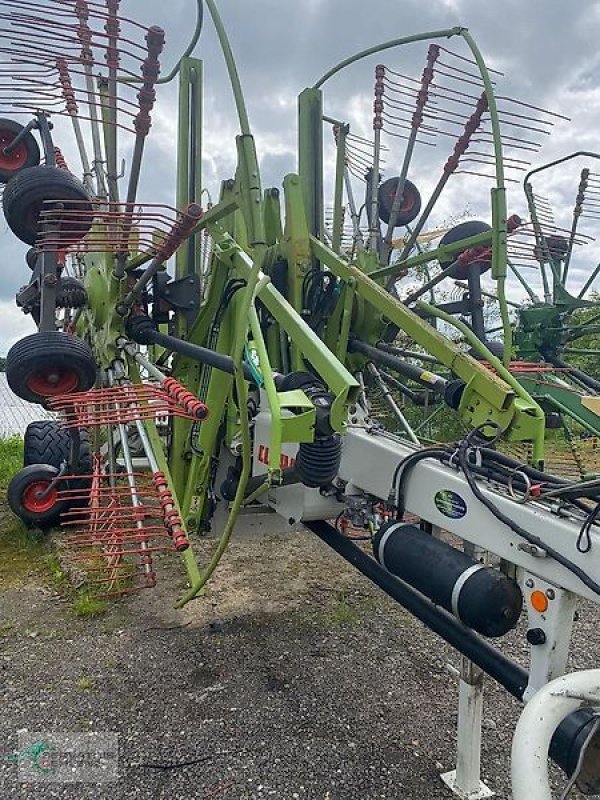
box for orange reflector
[530,590,549,613]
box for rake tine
[75,0,107,197]
[563,168,590,283]
[393,92,489,273]
[382,44,439,264]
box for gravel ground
[1,516,600,799]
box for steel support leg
[441,657,494,799]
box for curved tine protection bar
[312,28,466,90]
[524,151,600,189]
[512,669,600,800]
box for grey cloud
[0,0,599,340]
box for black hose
[457,445,600,597]
[348,338,448,393]
[127,316,254,381]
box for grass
[0,436,23,490]
[0,436,45,586]
[0,515,48,588]
[0,437,109,616]
[325,591,362,626]
[44,552,71,593]
[73,594,109,617]
[76,675,94,691]
[299,591,376,629]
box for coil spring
[152,471,189,551]
[162,377,209,420]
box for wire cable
[456,432,600,596]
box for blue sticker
[434,489,467,519]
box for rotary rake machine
[506,157,600,449]
[372,151,600,477]
[335,55,600,476]
[3,1,600,797]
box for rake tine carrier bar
[3,2,600,798]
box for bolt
[526,628,546,646]
[546,588,555,600]
[525,578,534,588]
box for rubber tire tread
[0,118,40,184]
[2,165,93,245]
[7,464,66,529]
[6,331,96,405]
[24,421,91,474]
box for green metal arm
[311,235,545,458]
[417,301,545,463]
[312,27,465,89]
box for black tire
[377,177,421,226]
[24,421,91,472]
[2,165,93,246]
[7,464,67,529]
[24,421,92,508]
[26,248,39,270]
[0,118,40,184]
[6,331,96,405]
[56,276,87,308]
[439,220,492,279]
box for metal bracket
[16,280,41,311]
[521,571,577,702]
[153,272,201,325]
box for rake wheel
[7,464,66,529]
[377,177,422,226]
[2,165,93,246]
[24,420,92,511]
[439,220,493,279]
[0,118,40,184]
[6,331,97,404]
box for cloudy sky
[1,0,600,352]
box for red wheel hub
[26,367,79,397]
[385,184,415,213]
[0,129,27,172]
[22,480,57,514]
